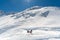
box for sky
[0,0,60,12]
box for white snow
[0,6,60,40]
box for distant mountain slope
[0,6,60,40]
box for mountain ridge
[0,6,60,28]
[0,6,60,40]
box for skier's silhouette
[27,30,32,34]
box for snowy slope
[0,6,60,40]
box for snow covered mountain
[0,6,60,40]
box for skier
[27,30,32,34]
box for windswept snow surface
[0,6,60,40]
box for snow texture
[0,6,60,40]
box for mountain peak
[12,6,60,19]
[26,6,42,11]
